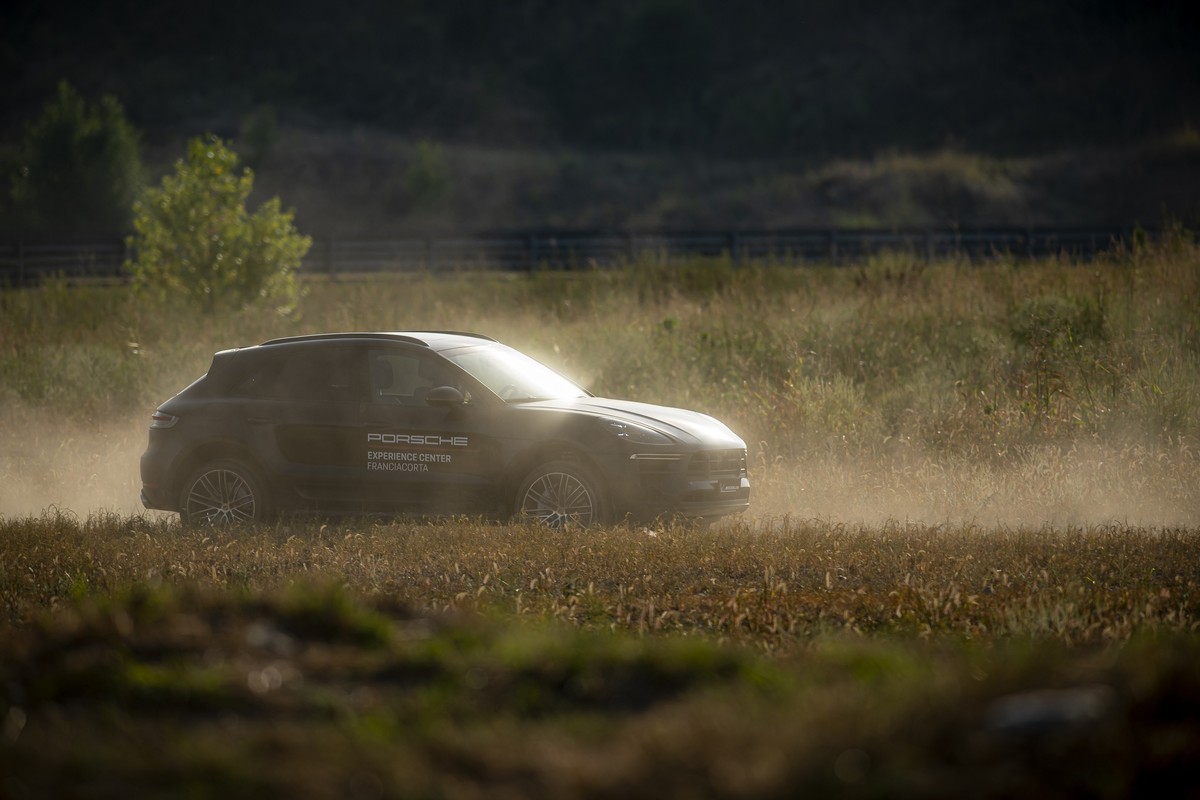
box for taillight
[150,411,179,429]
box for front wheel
[179,459,271,526]
[515,460,609,528]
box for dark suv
[140,332,750,526]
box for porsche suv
[140,332,751,526]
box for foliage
[125,135,310,314]
[8,81,143,236]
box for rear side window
[231,346,364,403]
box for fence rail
[0,227,1136,285]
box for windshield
[444,345,587,402]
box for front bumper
[609,448,751,521]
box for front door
[361,347,501,514]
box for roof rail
[257,331,499,348]
[409,330,498,342]
[258,332,428,347]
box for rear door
[235,343,367,510]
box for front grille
[687,449,746,479]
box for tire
[514,459,609,528]
[179,459,272,526]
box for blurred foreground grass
[2,514,1198,796]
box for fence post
[529,233,539,271]
[17,241,25,286]
[829,229,839,264]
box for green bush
[9,81,143,235]
[126,135,310,314]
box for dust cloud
[0,411,153,519]
[2,407,1196,529]
[750,443,1200,530]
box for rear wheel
[515,460,609,528]
[179,460,271,526]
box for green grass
[1,240,1198,795]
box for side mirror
[425,385,465,408]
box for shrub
[126,135,310,314]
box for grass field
[1,236,1198,796]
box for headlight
[599,418,673,445]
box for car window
[369,349,465,406]
[227,358,279,398]
[232,346,363,403]
[445,344,586,402]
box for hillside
[3,0,1198,235]
[236,126,1200,236]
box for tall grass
[1,232,1198,522]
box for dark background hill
[3,0,1199,234]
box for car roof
[255,331,498,352]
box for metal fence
[0,227,1134,285]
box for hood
[518,396,746,448]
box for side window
[284,347,361,403]
[369,349,463,406]
[236,346,363,403]
[227,359,280,399]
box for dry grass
[3,514,1195,649]
[3,233,1199,526]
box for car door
[237,343,368,510]
[361,346,502,514]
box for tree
[126,135,310,314]
[10,81,143,235]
